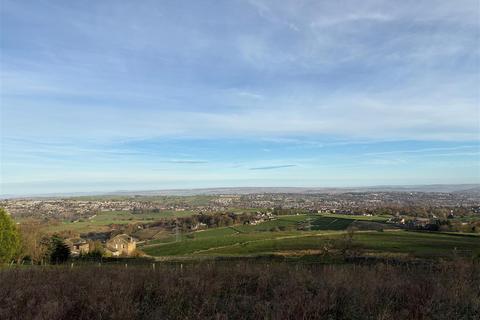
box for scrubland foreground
[1,260,479,320]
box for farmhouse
[105,234,137,256]
[66,238,90,256]
[190,222,207,231]
[244,212,275,225]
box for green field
[143,231,306,256]
[310,217,353,230]
[222,214,389,233]
[319,213,390,222]
[143,229,480,258]
[141,214,379,255]
[141,213,480,259]
[233,218,300,232]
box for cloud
[162,160,208,164]
[364,146,479,156]
[367,158,407,166]
[310,12,393,28]
[249,164,297,170]
[2,0,478,142]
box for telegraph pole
[175,217,180,242]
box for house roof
[108,233,137,243]
[66,238,87,245]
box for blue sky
[1,0,479,195]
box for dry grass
[1,260,479,319]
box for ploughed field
[140,214,480,259]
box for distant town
[3,188,479,220]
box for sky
[1,0,479,195]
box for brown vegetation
[1,260,479,319]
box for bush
[80,250,103,260]
[0,260,478,319]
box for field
[143,229,480,259]
[39,210,196,233]
[21,209,480,261]
[141,214,480,260]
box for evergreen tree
[48,235,71,264]
[0,208,21,264]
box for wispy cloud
[249,165,297,170]
[161,160,208,164]
[364,146,479,156]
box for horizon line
[1,183,478,199]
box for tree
[0,208,21,264]
[47,235,71,264]
[18,220,48,264]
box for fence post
[152,263,155,270]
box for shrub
[0,260,478,319]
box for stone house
[105,234,137,256]
[66,238,90,256]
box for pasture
[141,214,480,260]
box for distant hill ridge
[1,184,479,199]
